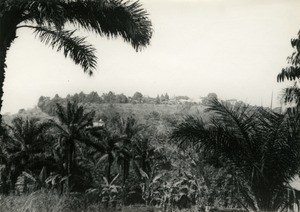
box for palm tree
[0,116,52,193]
[171,98,300,212]
[51,101,100,192]
[116,116,141,185]
[90,126,134,206]
[92,128,125,184]
[92,116,140,184]
[0,0,152,121]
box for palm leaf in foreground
[171,98,300,211]
[33,27,97,75]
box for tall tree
[51,101,100,192]
[117,116,141,185]
[103,91,117,103]
[277,31,300,108]
[171,98,300,211]
[0,0,152,122]
[132,92,143,103]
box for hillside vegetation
[1,92,298,212]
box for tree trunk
[65,141,72,194]
[0,14,18,128]
[123,159,129,185]
[0,11,19,120]
[0,44,7,126]
[107,160,111,183]
[0,6,22,124]
[121,159,129,207]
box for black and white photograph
[1,0,300,211]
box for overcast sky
[3,0,300,113]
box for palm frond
[17,0,66,29]
[47,119,69,138]
[78,133,106,153]
[171,116,207,149]
[205,98,258,146]
[62,0,152,50]
[33,26,97,75]
[55,103,68,125]
[54,102,95,142]
[9,116,52,145]
[171,115,249,176]
[16,0,152,50]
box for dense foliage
[0,98,255,211]
[2,93,299,212]
[172,98,300,211]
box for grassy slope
[0,190,198,212]
[88,103,208,123]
